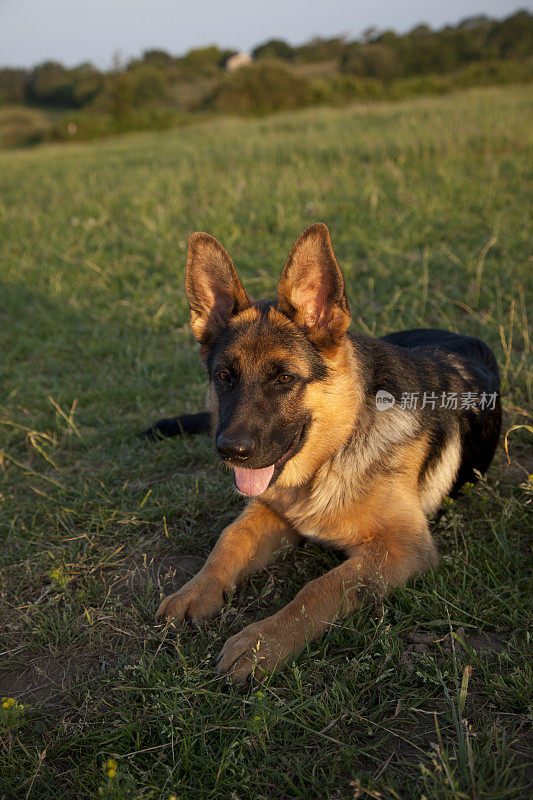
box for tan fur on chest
[266,435,432,552]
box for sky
[1,0,530,69]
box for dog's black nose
[216,432,255,462]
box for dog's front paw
[156,572,228,626]
[216,617,295,684]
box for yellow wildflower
[103,758,117,778]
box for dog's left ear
[277,223,350,348]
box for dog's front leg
[216,524,437,682]
[156,501,300,625]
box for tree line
[0,10,531,145]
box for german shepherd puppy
[148,224,501,683]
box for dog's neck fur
[258,335,374,539]
[260,334,423,539]
[274,336,361,489]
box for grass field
[0,85,532,799]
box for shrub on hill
[312,74,385,104]
[342,43,401,82]
[486,10,533,58]
[0,106,48,147]
[207,62,315,114]
[26,61,102,108]
[252,39,296,62]
[179,46,229,76]
[138,49,176,69]
[295,36,347,63]
[386,11,531,76]
[0,69,28,104]
[48,107,188,142]
[93,65,168,117]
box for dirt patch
[400,626,506,672]
[466,631,506,654]
[498,444,533,485]
[0,654,96,706]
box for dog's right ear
[185,232,250,346]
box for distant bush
[178,46,228,76]
[312,74,385,104]
[207,63,315,114]
[26,61,71,106]
[251,35,346,65]
[450,57,533,88]
[342,43,401,82]
[486,10,533,58]
[26,61,102,108]
[397,25,473,74]
[252,39,296,62]
[314,57,533,106]
[387,73,452,100]
[71,68,105,107]
[295,36,347,63]
[94,65,168,116]
[386,58,532,99]
[356,10,533,78]
[138,49,176,69]
[0,107,49,147]
[48,107,189,142]
[0,69,28,104]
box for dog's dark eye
[277,374,293,385]
[217,370,232,383]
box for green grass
[0,85,532,799]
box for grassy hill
[0,85,531,799]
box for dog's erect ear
[277,223,350,347]
[185,232,250,345]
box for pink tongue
[234,465,275,496]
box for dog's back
[381,328,500,393]
[379,328,501,496]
